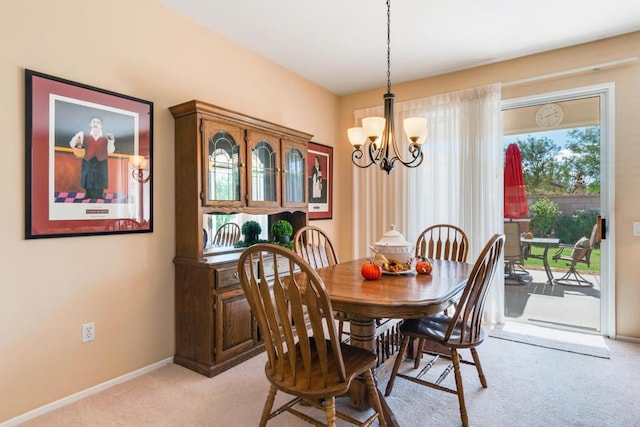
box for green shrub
[554,209,599,245]
[529,197,560,237]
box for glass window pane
[251,141,276,201]
[208,131,239,201]
[285,148,305,202]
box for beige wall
[338,33,640,340]
[0,0,337,422]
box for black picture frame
[25,69,153,238]
[307,142,333,220]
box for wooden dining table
[314,257,474,427]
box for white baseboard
[1,357,174,427]
[615,335,640,344]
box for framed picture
[307,142,333,220]
[25,69,153,238]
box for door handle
[597,215,606,241]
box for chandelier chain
[347,0,426,174]
[386,0,391,94]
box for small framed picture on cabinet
[307,142,333,220]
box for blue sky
[503,129,570,148]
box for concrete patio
[504,267,601,333]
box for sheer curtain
[352,83,504,324]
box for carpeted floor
[17,336,640,427]
[489,321,610,358]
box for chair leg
[451,348,468,427]
[553,265,593,286]
[363,369,387,427]
[259,384,277,427]
[413,338,425,368]
[338,320,344,340]
[470,348,487,388]
[385,335,410,396]
[324,396,336,427]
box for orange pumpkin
[361,261,382,280]
[416,259,433,275]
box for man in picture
[69,116,115,199]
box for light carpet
[17,337,640,426]
[489,321,610,358]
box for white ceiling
[156,0,640,95]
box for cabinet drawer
[215,266,240,290]
[261,257,292,278]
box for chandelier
[347,0,428,174]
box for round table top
[314,258,473,319]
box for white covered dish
[374,225,413,260]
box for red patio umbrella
[504,143,528,219]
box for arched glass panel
[251,141,276,201]
[285,148,305,203]
[208,131,240,201]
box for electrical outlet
[82,322,95,343]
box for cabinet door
[246,130,281,208]
[214,289,257,362]
[281,139,307,208]
[202,119,246,208]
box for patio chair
[504,221,531,284]
[551,223,598,287]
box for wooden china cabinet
[170,100,312,377]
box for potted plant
[241,220,262,244]
[271,220,293,244]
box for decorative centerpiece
[374,225,413,260]
[271,220,293,244]
[235,220,293,250]
[241,220,262,244]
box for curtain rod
[502,56,638,87]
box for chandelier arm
[388,150,425,170]
[351,145,376,169]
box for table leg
[348,317,400,427]
[542,245,554,285]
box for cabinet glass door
[247,131,280,207]
[202,120,245,207]
[282,140,307,208]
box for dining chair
[293,225,339,269]
[551,223,598,286]
[238,244,385,427]
[385,234,505,427]
[292,225,349,339]
[414,224,470,262]
[413,224,470,367]
[212,222,241,247]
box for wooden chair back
[445,234,505,345]
[238,244,347,387]
[415,224,469,262]
[293,225,339,269]
[212,222,241,247]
